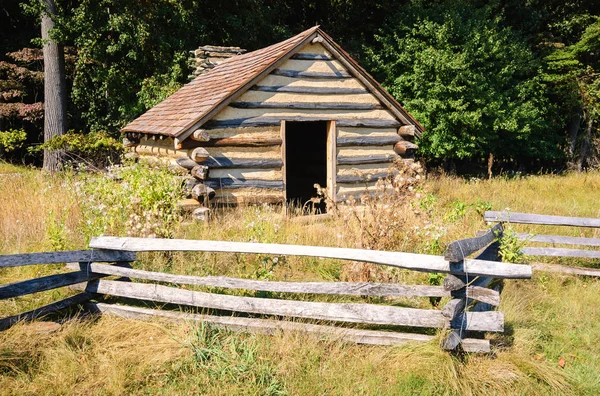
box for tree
[543,18,600,169]
[40,0,67,171]
[366,2,563,170]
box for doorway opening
[285,121,328,213]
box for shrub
[0,129,27,157]
[33,131,123,169]
[75,163,183,240]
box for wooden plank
[0,250,136,268]
[468,286,501,306]
[0,293,91,331]
[450,311,503,332]
[87,303,490,352]
[398,125,416,137]
[531,263,600,277]
[203,157,283,169]
[281,120,287,204]
[83,280,503,331]
[484,211,600,228]
[64,262,496,299]
[443,275,466,291]
[86,302,481,351]
[327,120,337,203]
[271,68,352,79]
[229,102,382,110]
[522,247,600,259]
[205,117,401,129]
[89,236,533,279]
[441,329,463,351]
[468,243,501,313]
[213,191,284,205]
[250,85,368,95]
[204,179,284,190]
[337,154,399,165]
[197,136,282,147]
[86,303,432,345]
[444,224,504,262]
[441,299,465,319]
[337,135,401,147]
[175,157,200,170]
[517,233,600,247]
[0,271,100,300]
[336,172,390,184]
[291,53,334,61]
[208,169,282,181]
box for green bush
[0,129,27,155]
[34,130,123,169]
[75,163,183,240]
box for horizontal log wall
[213,108,397,123]
[130,42,414,204]
[275,58,348,74]
[212,189,284,205]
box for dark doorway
[285,121,328,213]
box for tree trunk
[567,111,581,157]
[41,0,67,172]
[577,116,594,171]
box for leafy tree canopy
[366,2,564,164]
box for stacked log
[188,45,247,80]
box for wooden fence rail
[79,279,504,331]
[89,236,532,279]
[0,249,136,268]
[484,211,600,228]
[484,210,600,276]
[85,302,492,352]
[64,262,500,306]
[0,232,526,353]
[0,250,136,329]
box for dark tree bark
[41,0,67,171]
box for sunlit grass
[0,166,599,393]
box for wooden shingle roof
[122,26,424,145]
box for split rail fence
[485,211,600,277]
[0,227,531,353]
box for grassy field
[1,162,599,395]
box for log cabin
[122,26,424,210]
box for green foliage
[75,163,183,240]
[498,226,526,263]
[32,131,123,168]
[0,129,27,153]
[44,211,70,251]
[184,323,286,395]
[366,2,563,164]
[444,199,469,223]
[5,0,599,171]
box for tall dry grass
[1,164,600,393]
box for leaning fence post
[441,225,504,351]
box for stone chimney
[188,45,247,80]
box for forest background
[1,0,598,173]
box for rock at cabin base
[192,207,211,222]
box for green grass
[1,166,600,394]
